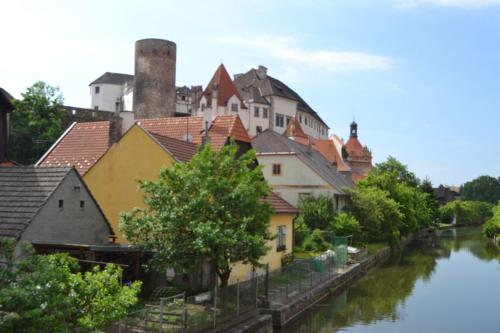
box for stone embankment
[225,227,434,332]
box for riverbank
[225,228,434,332]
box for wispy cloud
[393,0,500,8]
[213,35,392,72]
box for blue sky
[2,0,499,185]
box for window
[95,86,100,94]
[73,186,81,192]
[299,115,303,123]
[80,200,85,210]
[277,225,287,251]
[94,106,99,111]
[254,107,260,117]
[272,164,282,175]
[275,113,284,127]
[181,95,186,101]
[58,200,64,209]
[256,126,263,134]
[305,117,308,125]
[231,103,239,112]
[263,108,268,119]
[286,116,291,126]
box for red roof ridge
[203,64,247,109]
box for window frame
[272,163,282,176]
[277,225,287,252]
[254,106,260,117]
[275,113,284,127]
[231,103,239,112]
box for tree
[329,212,362,240]
[9,81,65,164]
[0,238,141,332]
[296,195,337,231]
[120,141,272,289]
[461,175,500,204]
[483,203,500,239]
[439,200,493,225]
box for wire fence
[112,238,350,332]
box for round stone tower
[133,39,176,119]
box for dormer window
[95,86,100,94]
[231,103,239,112]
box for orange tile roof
[203,64,246,108]
[344,136,364,157]
[138,115,251,151]
[352,172,369,183]
[283,116,307,138]
[37,122,110,176]
[261,192,297,214]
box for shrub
[296,195,336,231]
[329,212,362,240]
[483,204,500,239]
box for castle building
[342,121,373,182]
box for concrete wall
[20,169,110,245]
[256,154,336,207]
[90,83,123,112]
[84,125,175,243]
[297,111,328,140]
[229,213,295,284]
[242,102,271,137]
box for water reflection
[282,227,500,333]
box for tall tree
[120,141,272,288]
[296,194,337,231]
[9,81,65,164]
[461,175,500,204]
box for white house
[252,129,353,210]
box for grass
[293,251,321,260]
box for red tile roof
[203,64,246,108]
[148,131,198,163]
[283,116,307,139]
[37,122,110,176]
[138,115,251,151]
[261,192,297,214]
[0,160,17,167]
[344,136,364,157]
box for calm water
[282,228,500,333]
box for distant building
[283,117,373,184]
[233,65,329,139]
[434,185,460,206]
[0,167,113,248]
[252,129,353,210]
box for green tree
[329,212,362,240]
[296,195,337,231]
[9,81,65,164]
[439,200,493,225]
[420,177,440,223]
[0,238,141,332]
[120,141,272,288]
[461,175,500,204]
[483,204,500,239]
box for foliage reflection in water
[281,227,500,333]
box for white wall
[271,96,298,134]
[90,83,124,112]
[256,154,337,207]
[242,102,271,136]
[297,111,328,140]
[122,89,133,111]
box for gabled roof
[138,115,251,151]
[0,167,112,240]
[261,192,297,214]
[89,72,134,86]
[252,130,353,193]
[233,68,328,128]
[283,116,307,139]
[146,131,198,163]
[203,64,246,108]
[37,121,111,176]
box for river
[281,227,500,333]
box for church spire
[350,120,358,138]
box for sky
[1,0,499,186]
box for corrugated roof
[261,192,297,214]
[89,72,134,86]
[252,130,353,193]
[0,167,71,239]
[37,121,111,176]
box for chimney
[0,88,14,162]
[108,115,123,146]
[202,121,211,145]
[256,65,267,79]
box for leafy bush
[439,200,493,225]
[302,229,330,252]
[296,195,336,231]
[483,204,500,239]
[294,220,310,247]
[329,212,362,239]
